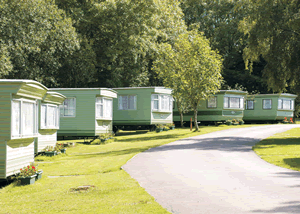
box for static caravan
[49,88,117,137]
[243,93,297,122]
[0,79,47,179]
[112,87,173,131]
[173,90,247,124]
[35,92,66,154]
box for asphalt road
[122,124,300,214]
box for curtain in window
[208,97,217,108]
[291,100,294,110]
[105,99,112,118]
[283,99,291,110]
[56,107,60,127]
[239,98,244,109]
[96,97,103,118]
[263,100,272,109]
[247,101,254,109]
[230,97,240,108]
[128,95,135,110]
[224,97,229,108]
[122,96,128,110]
[278,99,282,109]
[12,101,21,137]
[152,95,159,110]
[41,105,47,128]
[169,96,173,111]
[64,98,75,116]
[48,106,56,127]
[23,102,34,136]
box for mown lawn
[253,127,300,171]
[1,125,261,214]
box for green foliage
[239,0,300,93]
[0,0,79,87]
[154,29,223,130]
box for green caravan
[112,87,173,131]
[243,93,297,122]
[173,90,247,125]
[0,79,48,179]
[49,88,117,138]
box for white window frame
[40,104,60,129]
[151,94,173,113]
[207,96,217,108]
[11,98,38,139]
[278,98,294,110]
[223,96,244,109]
[96,97,113,120]
[60,97,76,117]
[263,99,272,110]
[118,95,137,110]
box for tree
[153,30,223,131]
[0,0,79,87]
[180,0,268,93]
[239,0,300,93]
[55,0,187,87]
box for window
[60,98,76,117]
[263,99,272,109]
[246,100,254,110]
[151,94,173,112]
[278,98,294,110]
[11,99,38,139]
[96,97,113,119]
[118,95,136,110]
[207,96,217,108]
[40,104,60,129]
[223,96,244,109]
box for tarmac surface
[122,124,300,214]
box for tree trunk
[179,110,184,128]
[194,108,198,131]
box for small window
[60,98,76,117]
[246,100,254,110]
[207,96,217,108]
[96,97,113,119]
[223,97,229,108]
[118,95,137,110]
[263,99,272,109]
[11,99,38,139]
[151,94,173,112]
[291,100,295,110]
[40,104,60,129]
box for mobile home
[243,93,297,122]
[0,79,47,179]
[112,87,173,131]
[35,91,66,153]
[173,90,247,124]
[49,88,117,137]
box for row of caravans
[173,90,297,124]
[0,79,297,179]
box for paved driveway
[122,125,300,214]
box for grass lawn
[253,127,300,171]
[1,125,262,213]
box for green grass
[253,127,300,171]
[1,125,261,213]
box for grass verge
[253,127,300,171]
[1,125,261,213]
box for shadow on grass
[251,200,300,213]
[116,130,149,137]
[256,137,300,146]
[283,158,300,169]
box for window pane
[122,96,128,110]
[208,97,217,108]
[64,98,76,116]
[240,98,244,109]
[41,105,47,128]
[153,100,159,110]
[263,99,272,109]
[105,99,112,118]
[128,96,135,110]
[169,97,173,111]
[48,106,56,127]
[23,102,34,136]
[247,100,254,109]
[12,101,21,137]
[283,99,291,110]
[230,97,240,108]
[224,97,229,108]
[291,100,294,110]
[278,99,282,109]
